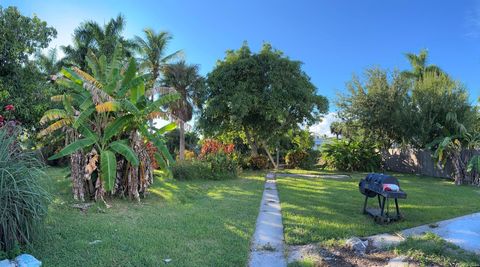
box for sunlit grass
[29,167,265,267]
[277,171,480,245]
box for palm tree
[162,61,204,160]
[402,49,444,80]
[134,28,182,89]
[61,23,96,70]
[36,48,62,80]
[61,14,133,69]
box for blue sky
[4,0,480,116]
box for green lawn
[29,167,265,267]
[276,171,480,245]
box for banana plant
[45,44,179,198]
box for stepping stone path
[249,173,287,267]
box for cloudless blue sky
[4,0,480,112]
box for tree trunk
[179,121,185,161]
[262,141,278,169]
[451,152,464,185]
[71,151,86,202]
[128,131,141,201]
[244,128,259,157]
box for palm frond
[40,109,68,125]
[38,118,73,137]
[95,101,121,113]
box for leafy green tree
[162,61,205,160]
[200,42,328,167]
[337,68,413,148]
[0,6,57,130]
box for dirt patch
[287,243,411,267]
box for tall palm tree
[401,49,444,80]
[134,28,182,89]
[36,48,62,78]
[61,23,96,70]
[162,61,204,160]
[61,14,133,69]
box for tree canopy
[0,6,58,130]
[199,42,328,163]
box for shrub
[321,139,381,171]
[172,160,212,180]
[172,154,238,181]
[286,149,320,169]
[184,150,196,161]
[0,127,49,254]
[247,155,269,170]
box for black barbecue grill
[359,173,407,223]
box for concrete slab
[249,176,287,267]
[401,212,480,254]
[368,212,480,255]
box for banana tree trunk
[179,121,185,161]
[71,151,86,201]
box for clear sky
[3,0,480,115]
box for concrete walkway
[369,212,480,254]
[249,174,287,267]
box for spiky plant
[0,126,49,253]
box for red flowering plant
[199,139,238,178]
[0,104,19,129]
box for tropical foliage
[321,139,381,172]
[39,44,179,202]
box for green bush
[285,150,320,169]
[321,139,381,171]
[0,127,49,254]
[247,155,269,170]
[172,160,212,180]
[172,153,238,181]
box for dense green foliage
[285,150,320,169]
[321,139,381,171]
[165,128,200,155]
[0,6,58,130]
[200,42,328,166]
[337,50,476,149]
[246,155,269,170]
[0,127,49,254]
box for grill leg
[380,196,386,217]
[377,194,381,208]
[395,198,400,218]
[363,195,369,214]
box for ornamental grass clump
[0,127,49,253]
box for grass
[276,171,480,245]
[27,167,265,267]
[392,233,480,266]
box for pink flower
[0,115,3,122]
[4,104,14,111]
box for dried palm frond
[83,82,114,104]
[84,149,99,180]
[147,111,168,120]
[40,109,67,124]
[95,101,121,113]
[145,86,176,97]
[73,67,103,89]
[51,95,73,102]
[37,118,73,138]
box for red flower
[0,115,3,122]
[4,104,14,111]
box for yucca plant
[0,126,49,253]
[41,44,179,202]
